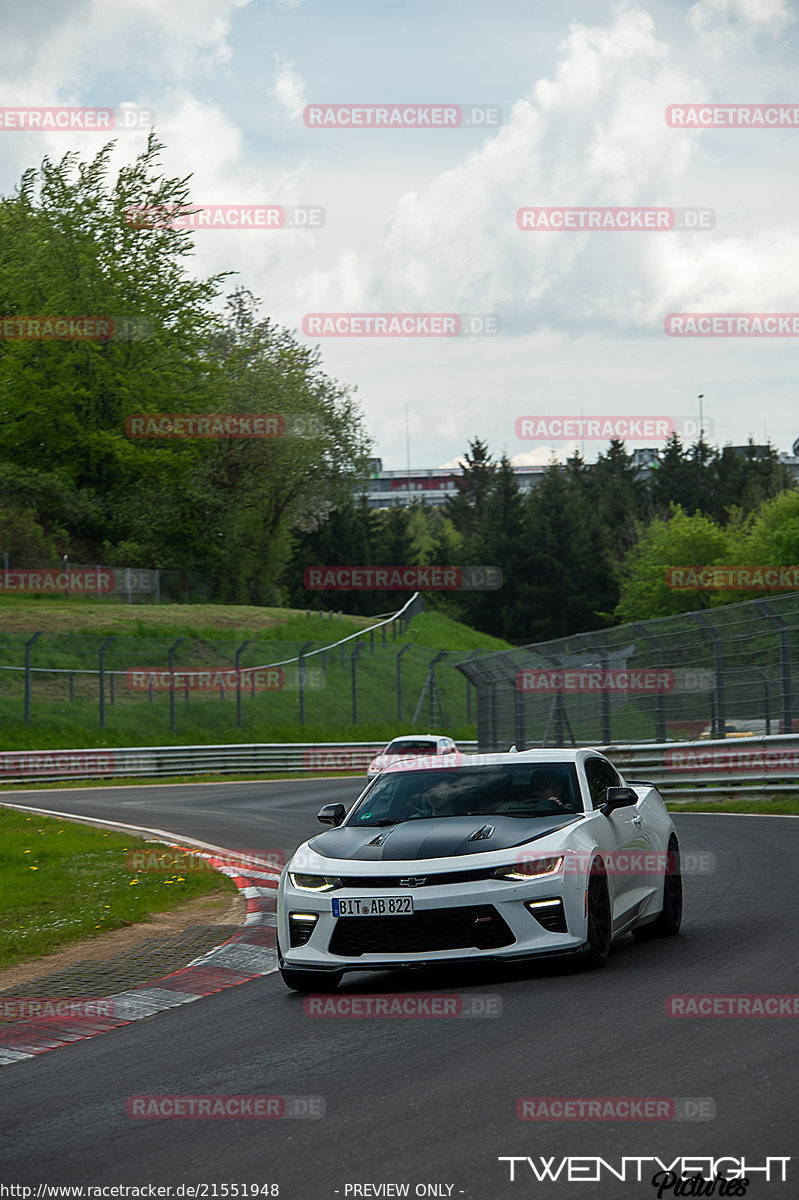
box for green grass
[0,807,238,968]
[667,795,799,815]
[0,606,498,751]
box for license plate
[332,896,414,917]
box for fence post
[634,625,668,742]
[298,640,313,726]
[463,650,481,726]
[235,640,251,728]
[754,600,793,733]
[168,638,183,733]
[688,615,724,740]
[155,569,161,603]
[581,634,612,744]
[396,644,412,722]
[24,632,43,724]
[98,636,115,728]
[351,643,363,725]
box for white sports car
[277,748,682,991]
[366,734,459,780]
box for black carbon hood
[307,814,581,861]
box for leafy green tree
[614,505,732,622]
[0,140,371,600]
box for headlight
[493,856,564,881]
[288,872,342,892]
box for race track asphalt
[0,779,796,1198]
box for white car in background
[366,734,459,780]
[277,747,682,991]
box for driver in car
[530,772,573,812]
[412,778,461,818]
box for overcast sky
[2,0,798,468]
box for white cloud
[688,0,794,38]
[271,56,307,123]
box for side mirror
[601,786,638,816]
[317,802,346,827]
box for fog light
[289,912,319,947]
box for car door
[583,756,654,932]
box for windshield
[382,740,438,756]
[349,763,582,826]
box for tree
[521,463,617,641]
[614,505,732,622]
[587,439,650,561]
[444,438,495,534]
[0,140,371,600]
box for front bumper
[278,873,587,974]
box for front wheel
[580,860,612,968]
[280,967,343,993]
[633,837,683,939]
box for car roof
[382,747,610,772]
[386,735,441,745]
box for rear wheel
[633,836,683,939]
[280,967,343,993]
[581,860,612,968]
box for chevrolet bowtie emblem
[399,877,427,887]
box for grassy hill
[0,601,510,751]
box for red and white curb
[0,850,282,1066]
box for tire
[279,967,344,993]
[633,836,683,939]
[580,859,612,968]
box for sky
[1,0,798,469]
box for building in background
[362,442,799,510]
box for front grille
[338,868,496,888]
[328,904,514,957]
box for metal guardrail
[0,741,481,783]
[0,736,796,797]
